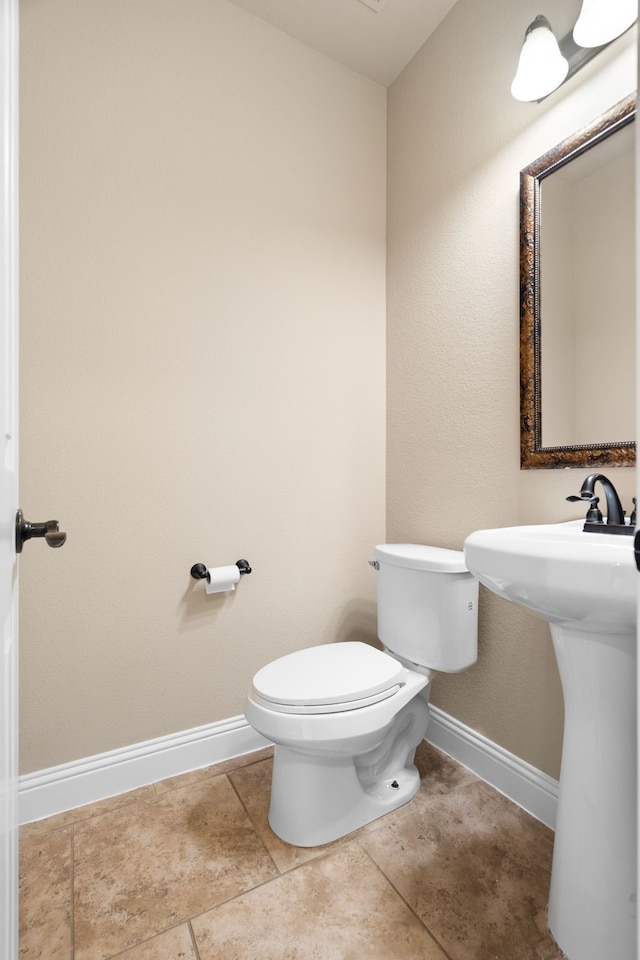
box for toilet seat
[251,642,405,715]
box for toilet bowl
[245,544,478,847]
[246,642,429,846]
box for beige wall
[19,0,387,772]
[387,0,636,778]
[20,0,638,785]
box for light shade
[573,0,638,47]
[511,16,569,102]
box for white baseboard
[18,716,270,825]
[19,708,558,830]
[426,705,558,829]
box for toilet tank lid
[374,543,468,573]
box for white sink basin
[464,519,636,632]
[463,520,637,960]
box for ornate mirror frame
[520,92,636,469]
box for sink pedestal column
[548,623,636,960]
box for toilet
[245,544,478,847]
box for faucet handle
[566,494,603,523]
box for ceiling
[227,0,460,86]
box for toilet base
[268,744,421,847]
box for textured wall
[387,0,636,778]
[19,0,386,772]
[19,0,637,783]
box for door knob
[16,510,67,553]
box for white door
[0,0,19,957]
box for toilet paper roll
[205,564,241,595]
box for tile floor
[19,742,565,960]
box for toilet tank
[374,544,478,672]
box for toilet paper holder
[190,559,252,582]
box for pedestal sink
[464,519,636,960]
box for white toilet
[245,544,478,847]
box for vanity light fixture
[512,1,638,102]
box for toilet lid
[251,642,405,710]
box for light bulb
[511,16,569,102]
[573,0,638,47]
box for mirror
[519,93,636,469]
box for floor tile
[361,779,563,960]
[18,744,565,960]
[73,774,278,960]
[111,924,197,959]
[192,842,449,960]
[19,827,73,960]
[414,740,479,796]
[414,743,552,848]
